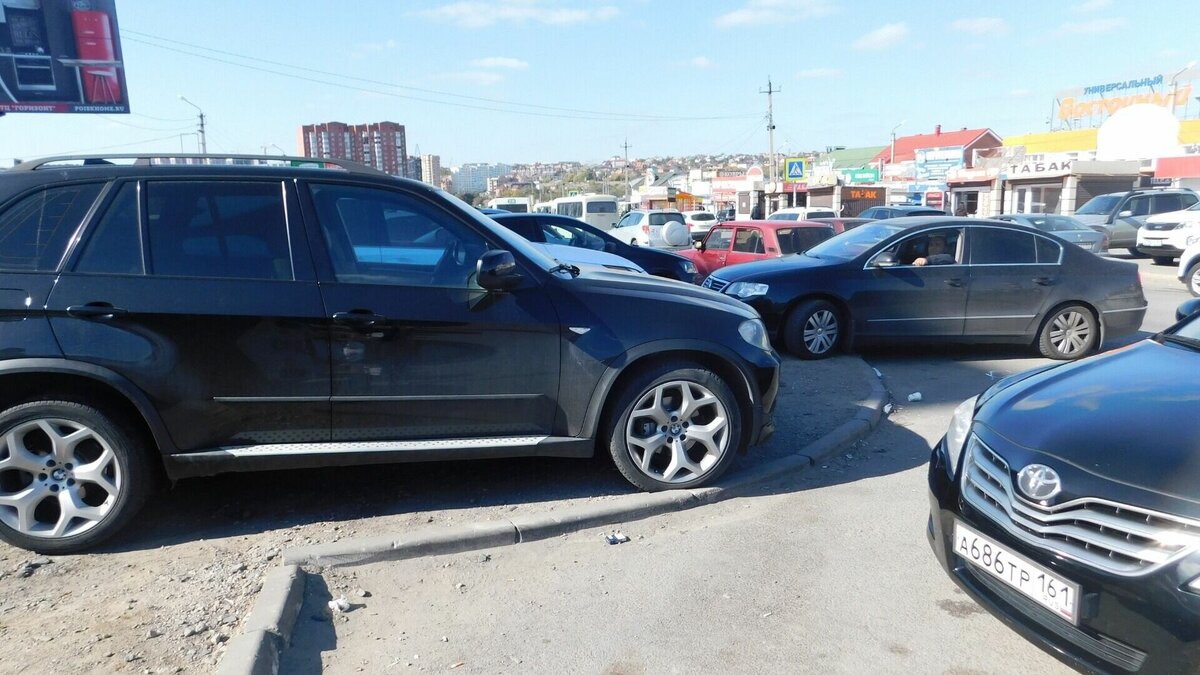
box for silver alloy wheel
[1048,310,1092,356]
[624,380,729,484]
[804,309,838,355]
[1191,266,1200,296]
[0,418,121,539]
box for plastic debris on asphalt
[603,531,631,545]
[327,596,351,613]
[907,392,923,402]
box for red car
[681,219,835,281]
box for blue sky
[1,0,1197,166]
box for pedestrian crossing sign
[784,158,805,182]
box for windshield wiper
[1161,334,1200,351]
[548,262,581,277]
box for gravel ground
[0,354,871,674]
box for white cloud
[1072,0,1112,11]
[852,23,909,50]
[797,67,841,79]
[470,56,529,70]
[714,0,834,29]
[1058,17,1126,34]
[441,71,505,86]
[951,17,1008,35]
[690,56,714,69]
[420,1,619,28]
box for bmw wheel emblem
[1017,464,1062,501]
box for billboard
[0,0,129,114]
[914,146,964,190]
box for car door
[726,226,767,266]
[963,226,1060,337]
[301,181,561,442]
[47,178,331,451]
[854,227,968,337]
[697,226,734,275]
[1112,194,1151,246]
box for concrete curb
[217,566,307,675]
[246,360,890,674]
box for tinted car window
[494,215,541,241]
[1183,193,1200,209]
[1153,194,1183,214]
[705,228,734,251]
[732,228,764,253]
[588,201,617,214]
[1125,196,1151,217]
[1035,235,1062,264]
[145,181,291,280]
[1075,194,1123,215]
[776,226,835,255]
[649,213,685,226]
[76,183,143,275]
[691,213,715,221]
[970,228,1037,264]
[0,183,103,272]
[540,219,607,250]
[310,183,488,288]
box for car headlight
[738,319,772,352]
[944,395,978,476]
[726,282,769,299]
[682,260,697,275]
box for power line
[98,115,194,132]
[123,30,759,123]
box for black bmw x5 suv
[0,155,779,553]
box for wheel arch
[582,342,764,455]
[0,359,175,456]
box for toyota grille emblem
[1017,464,1062,501]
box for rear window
[0,183,103,272]
[587,201,617,214]
[767,212,799,221]
[776,226,835,255]
[807,210,836,219]
[690,213,715,221]
[649,213,685,226]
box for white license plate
[1143,240,1162,246]
[953,521,1081,624]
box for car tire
[1152,256,1174,266]
[1127,247,1146,258]
[1037,304,1098,360]
[0,400,152,553]
[783,299,842,359]
[605,362,742,491]
[1187,261,1200,297]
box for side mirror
[871,252,899,268]
[694,240,705,251]
[1118,210,1133,218]
[477,250,522,291]
[1176,298,1200,322]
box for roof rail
[10,153,390,176]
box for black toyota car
[489,211,698,282]
[927,300,1200,674]
[703,217,1146,360]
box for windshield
[1167,307,1200,344]
[804,222,909,260]
[777,226,836,255]
[439,190,560,270]
[1075,194,1122,215]
[541,220,608,251]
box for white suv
[683,210,718,241]
[1138,201,1200,264]
[610,209,690,247]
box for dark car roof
[880,206,947,213]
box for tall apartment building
[420,154,441,186]
[451,162,513,193]
[297,121,408,177]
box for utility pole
[178,96,207,154]
[760,78,780,185]
[621,138,632,206]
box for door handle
[944,278,965,287]
[332,310,387,328]
[66,303,127,319]
[1033,276,1056,286]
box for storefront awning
[1156,156,1200,179]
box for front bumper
[747,349,780,446]
[1136,243,1185,258]
[927,441,1200,674]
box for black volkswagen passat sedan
[490,212,698,282]
[927,302,1200,674]
[703,217,1147,359]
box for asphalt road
[310,255,1191,675]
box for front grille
[968,569,1148,671]
[702,276,729,292]
[1143,222,1181,231]
[961,437,1200,576]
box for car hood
[534,243,645,273]
[1147,208,1200,224]
[976,339,1200,503]
[1070,213,1111,227]
[571,267,757,319]
[710,252,839,282]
